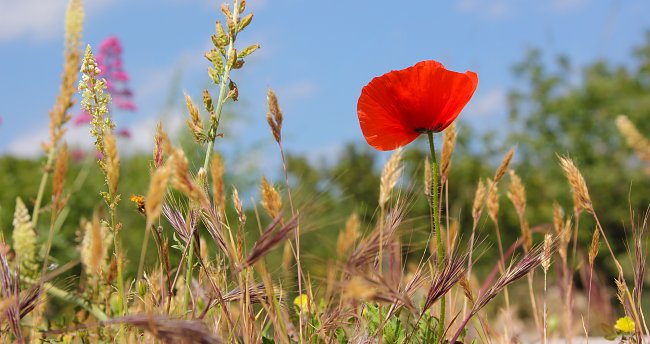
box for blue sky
[0,0,649,168]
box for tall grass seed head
[266,88,283,143]
[210,152,225,211]
[440,122,457,178]
[12,197,38,275]
[494,148,515,183]
[616,115,650,163]
[588,226,600,266]
[472,178,486,220]
[558,155,592,213]
[145,165,171,226]
[337,212,360,257]
[486,178,499,222]
[260,176,282,219]
[379,148,403,208]
[80,214,112,276]
[64,0,84,52]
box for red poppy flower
[357,60,478,151]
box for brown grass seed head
[494,147,515,183]
[266,88,283,143]
[260,176,282,219]
[558,155,592,213]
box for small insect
[130,194,146,215]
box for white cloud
[277,80,317,103]
[5,111,184,158]
[465,88,507,118]
[457,0,511,19]
[0,0,115,42]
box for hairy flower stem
[427,131,445,341]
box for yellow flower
[130,194,146,215]
[293,294,311,314]
[614,316,635,334]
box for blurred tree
[507,32,650,259]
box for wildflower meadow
[0,0,649,343]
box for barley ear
[440,122,457,179]
[616,115,650,163]
[379,148,403,208]
[260,176,282,219]
[588,227,600,266]
[211,153,226,212]
[558,155,592,213]
[494,147,515,183]
[486,178,499,223]
[336,212,360,257]
[472,179,486,220]
[145,165,171,227]
[266,88,283,143]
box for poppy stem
[427,130,445,342]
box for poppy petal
[357,60,478,151]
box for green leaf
[238,44,260,59]
[238,13,253,32]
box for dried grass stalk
[588,227,600,266]
[239,215,299,270]
[105,315,222,344]
[421,252,466,315]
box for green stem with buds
[202,1,240,172]
[194,0,241,314]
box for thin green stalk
[47,282,108,321]
[184,233,196,314]
[22,277,108,322]
[426,131,445,342]
[31,150,56,227]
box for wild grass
[0,0,649,343]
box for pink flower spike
[111,70,129,81]
[72,149,86,163]
[117,128,131,138]
[73,112,92,126]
